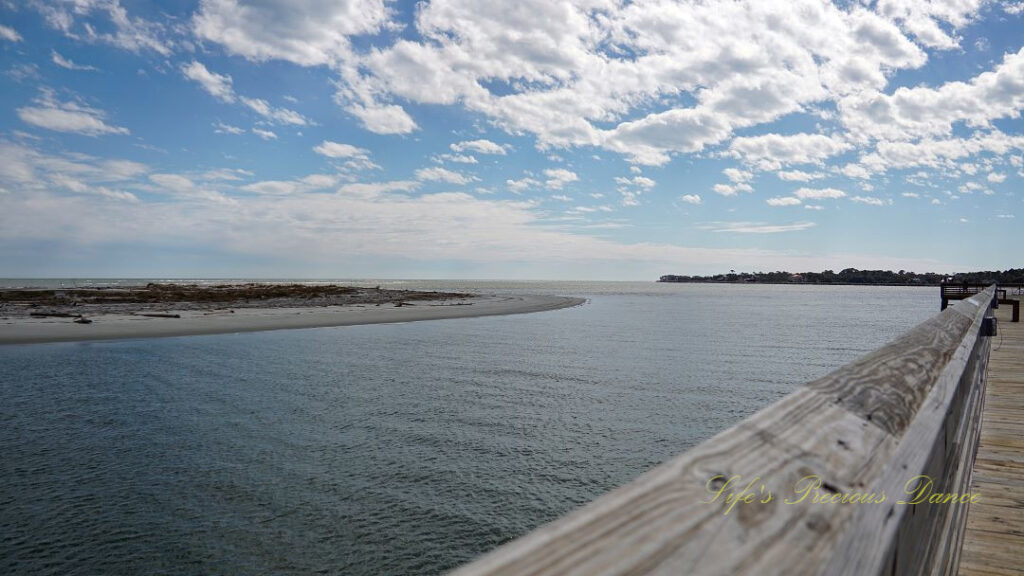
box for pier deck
[959,301,1024,575]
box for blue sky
[0,0,1022,280]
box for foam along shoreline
[0,295,586,345]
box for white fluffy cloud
[182,61,235,102]
[346,103,418,134]
[778,170,826,182]
[874,0,984,50]
[507,177,541,192]
[416,166,477,185]
[214,122,245,135]
[338,180,420,197]
[16,90,129,136]
[706,221,817,233]
[31,0,172,55]
[313,141,369,159]
[729,133,851,170]
[794,187,847,199]
[851,195,889,205]
[192,0,391,66]
[543,168,579,190]
[839,47,1024,142]
[451,139,508,155]
[615,176,656,189]
[192,0,409,133]
[850,131,1024,176]
[178,0,1018,181]
[52,50,98,71]
[436,153,478,164]
[713,183,753,197]
[0,24,23,42]
[240,97,308,126]
[2,138,964,275]
[6,1,1020,276]
[0,139,143,201]
[181,61,310,126]
[329,0,983,166]
[0,179,863,273]
[252,127,277,140]
[148,173,236,203]
[723,168,753,183]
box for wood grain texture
[959,301,1024,576]
[821,304,992,576]
[451,288,996,576]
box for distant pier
[452,285,1021,575]
[942,282,1020,322]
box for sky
[0,0,1022,280]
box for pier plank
[959,303,1024,575]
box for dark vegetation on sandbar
[659,268,1024,286]
[0,283,473,316]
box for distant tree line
[658,268,1024,286]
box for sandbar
[0,294,585,345]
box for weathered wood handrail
[452,287,996,576]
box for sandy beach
[0,285,585,345]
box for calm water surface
[0,281,936,574]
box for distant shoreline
[659,268,1024,286]
[657,281,941,287]
[658,281,1024,290]
[0,283,585,345]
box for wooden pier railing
[452,286,998,576]
[941,283,1019,322]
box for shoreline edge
[0,295,586,346]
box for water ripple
[0,284,934,574]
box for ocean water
[0,282,937,575]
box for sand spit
[0,283,585,345]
